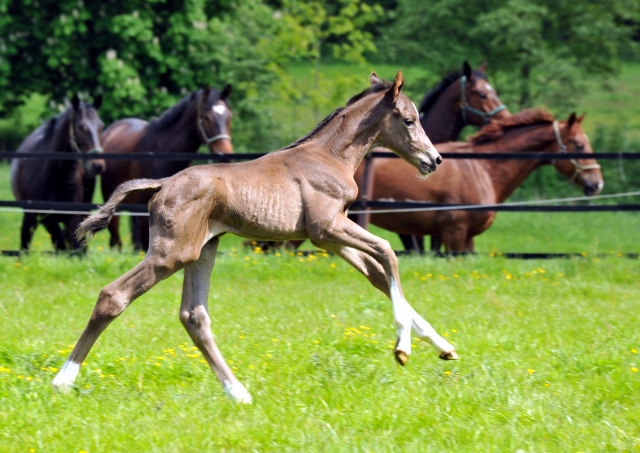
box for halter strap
[460,75,507,126]
[552,120,600,183]
[68,109,103,155]
[197,92,231,145]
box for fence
[2,150,640,258]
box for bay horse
[357,109,603,252]
[11,94,105,252]
[99,85,233,251]
[52,72,458,403]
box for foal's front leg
[310,215,457,364]
[179,238,251,404]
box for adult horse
[99,84,233,251]
[52,72,457,403]
[358,109,603,252]
[11,94,105,252]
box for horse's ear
[202,85,211,101]
[577,112,587,123]
[386,70,404,105]
[369,72,381,86]
[567,112,577,129]
[93,94,103,110]
[479,60,487,74]
[463,60,472,80]
[220,84,232,101]
[71,94,80,111]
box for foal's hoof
[394,349,409,366]
[224,381,252,404]
[439,350,459,360]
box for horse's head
[552,112,604,196]
[374,71,442,177]
[70,94,106,177]
[197,84,233,155]
[459,60,510,126]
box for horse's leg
[42,220,66,251]
[65,215,86,252]
[430,236,442,253]
[107,216,122,250]
[309,214,456,365]
[441,225,469,253]
[20,213,38,251]
[179,238,251,403]
[52,250,181,392]
[465,236,475,253]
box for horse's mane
[418,69,487,116]
[147,88,224,132]
[470,108,555,144]
[282,80,392,150]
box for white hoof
[224,381,252,404]
[52,361,80,393]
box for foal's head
[372,71,442,176]
[553,113,604,196]
[197,84,233,155]
[70,94,105,177]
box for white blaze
[213,105,226,115]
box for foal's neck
[480,125,556,203]
[420,82,464,144]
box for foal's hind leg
[309,215,457,365]
[179,238,251,403]
[52,252,179,391]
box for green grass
[0,250,639,452]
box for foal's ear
[220,84,232,101]
[479,60,487,74]
[567,112,577,129]
[386,70,404,105]
[577,112,587,123]
[463,60,472,80]
[93,94,103,110]
[369,72,381,86]
[71,94,81,111]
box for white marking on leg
[213,105,226,115]
[52,360,81,392]
[407,306,455,354]
[390,277,412,356]
[224,380,252,404]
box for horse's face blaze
[201,99,233,155]
[468,79,510,123]
[380,92,441,176]
[553,120,604,196]
[73,105,106,176]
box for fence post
[357,150,375,229]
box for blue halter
[460,75,507,126]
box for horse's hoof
[224,381,252,404]
[394,349,409,366]
[439,350,459,360]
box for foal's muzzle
[419,152,442,175]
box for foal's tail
[76,179,162,246]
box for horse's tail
[76,178,162,246]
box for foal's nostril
[436,156,443,165]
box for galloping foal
[52,72,458,403]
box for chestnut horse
[11,94,105,251]
[53,72,458,403]
[99,85,233,251]
[358,109,603,252]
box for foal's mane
[282,80,392,150]
[418,69,487,116]
[470,108,555,144]
[147,87,224,132]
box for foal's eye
[403,118,415,126]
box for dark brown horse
[357,110,603,252]
[100,85,233,251]
[398,60,510,251]
[11,94,105,251]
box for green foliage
[380,0,640,112]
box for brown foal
[52,72,458,403]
